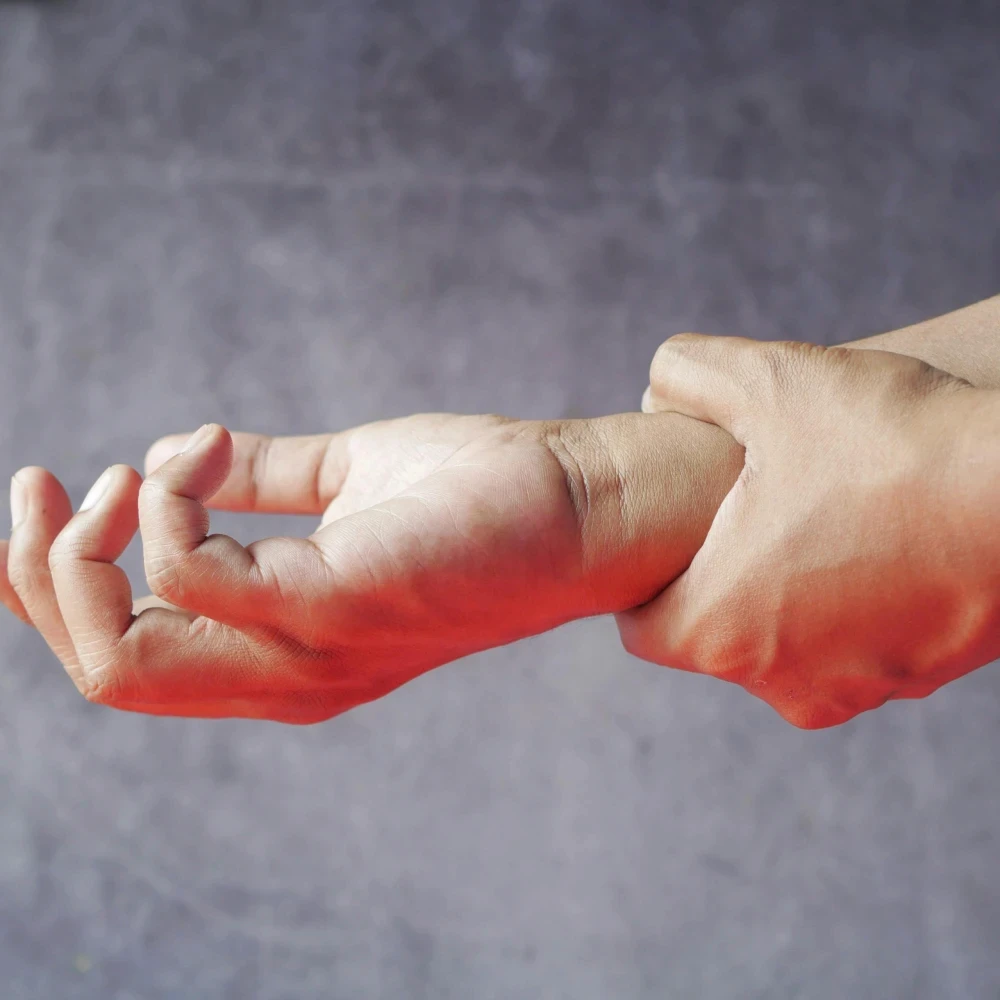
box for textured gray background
[1,1,999,997]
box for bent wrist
[545,412,744,616]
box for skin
[0,412,742,723]
[845,295,1000,391]
[630,337,1000,729]
[2,294,998,726]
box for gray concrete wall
[1,1,998,996]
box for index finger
[145,428,353,516]
[139,423,338,633]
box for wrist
[543,412,744,616]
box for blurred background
[1,1,999,997]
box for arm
[2,298,995,725]
[624,329,1000,728]
[599,292,1000,610]
[0,411,745,722]
[844,293,1000,389]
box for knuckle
[776,699,852,731]
[704,644,756,683]
[821,344,859,367]
[145,554,189,604]
[137,475,188,518]
[47,534,87,570]
[5,553,29,592]
[620,609,742,678]
[136,480,167,524]
[649,333,701,384]
[741,341,828,412]
[681,616,753,681]
[137,475,169,507]
[776,338,828,369]
[758,342,807,394]
[617,609,694,669]
[758,345,790,392]
[79,664,126,707]
[775,339,827,362]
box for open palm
[1,414,595,723]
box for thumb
[644,334,807,443]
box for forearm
[844,294,1000,389]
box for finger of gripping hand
[646,336,969,423]
[645,335,833,438]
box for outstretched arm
[0,410,742,722]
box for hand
[1,410,741,723]
[622,335,1000,729]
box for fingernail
[180,424,213,454]
[10,474,27,530]
[641,386,653,412]
[80,467,114,512]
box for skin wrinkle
[248,434,270,513]
[316,432,354,510]
[314,524,381,598]
[598,421,631,552]
[544,423,593,545]
[448,471,507,518]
